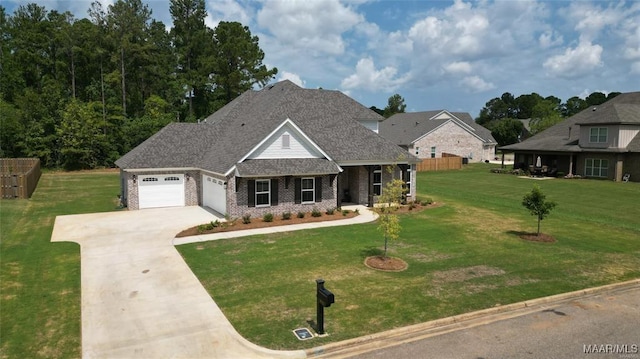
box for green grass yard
[178,164,640,350]
[1,165,638,357]
[0,171,121,359]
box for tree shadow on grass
[360,246,383,259]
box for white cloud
[543,39,603,78]
[256,0,362,55]
[443,61,472,74]
[277,71,305,88]
[538,30,563,48]
[460,76,495,93]
[206,0,252,29]
[341,57,408,92]
[565,2,627,41]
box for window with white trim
[404,167,412,195]
[585,159,608,177]
[282,134,290,149]
[164,176,180,181]
[589,127,607,143]
[373,166,382,196]
[255,179,270,207]
[142,177,158,182]
[430,146,436,158]
[301,177,315,203]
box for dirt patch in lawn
[176,210,359,237]
[364,256,408,272]
[432,265,505,283]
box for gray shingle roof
[500,91,640,153]
[379,111,496,146]
[236,159,341,177]
[116,80,417,174]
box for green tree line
[0,0,277,169]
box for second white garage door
[202,175,226,214]
[138,174,185,209]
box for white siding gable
[358,119,379,133]
[248,122,324,159]
[432,112,453,120]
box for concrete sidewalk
[173,205,377,245]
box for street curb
[304,279,640,358]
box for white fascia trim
[123,167,229,178]
[237,118,336,164]
[225,165,237,177]
[124,167,202,173]
[430,110,476,132]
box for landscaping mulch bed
[176,210,359,237]
[364,256,408,271]
[518,232,556,243]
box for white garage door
[138,174,185,209]
[202,175,226,214]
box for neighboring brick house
[500,91,640,182]
[115,80,419,217]
[379,110,497,162]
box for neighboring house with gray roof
[379,110,497,162]
[500,91,640,182]
[115,80,419,216]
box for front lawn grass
[178,163,640,350]
[0,170,121,359]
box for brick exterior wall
[228,174,338,219]
[410,121,495,162]
[122,164,419,212]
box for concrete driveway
[51,206,305,359]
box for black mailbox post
[316,279,334,335]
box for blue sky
[3,0,640,117]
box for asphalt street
[349,286,639,359]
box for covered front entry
[202,174,227,214]
[138,174,185,209]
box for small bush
[197,224,207,233]
[342,209,349,216]
[311,207,322,217]
[422,198,433,205]
[282,211,291,220]
[408,203,416,210]
[297,211,305,218]
[242,214,251,224]
[326,207,335,215]
[263,213,274,222]
[354,208,359,214]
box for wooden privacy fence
[1,158,42,199]
[417,155,463,172]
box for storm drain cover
[293,328,314,340]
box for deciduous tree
[522,185,556,236]
[376,167,405,258]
